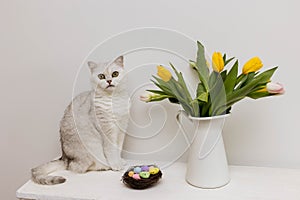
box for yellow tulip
[242,57,263,74]
[212,52,224,72]
[157,65,172,82]
[256,87,268,93]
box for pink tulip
[266,82,285,94]
[140,92,152,102]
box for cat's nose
[107,80,112,84]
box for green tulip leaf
[195,41,209,91]
[197,92,209,102]
[147,90,168,95]
[255,67,278,84]
[223,53,226,62]
[209,71,219,89]
[224,57,235,66]
[220,70,227,81]
[247,91,271,99]
[224,60,238,94]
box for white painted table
[16,161,300,200]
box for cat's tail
[31,158,67,185]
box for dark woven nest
[122,165,162,189]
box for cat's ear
[114,56,124,67]
[87,61,97,72]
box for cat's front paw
[108,159,124,171]
[109,161,124,171]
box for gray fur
[32,56,129,185]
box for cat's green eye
[112,71,119,78]
[98,74,105,80]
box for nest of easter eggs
[122,165,162,189]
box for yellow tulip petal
[256,87,267,93]
[242,57,263,74]
[157,65,172,82]
[212,52,224,72]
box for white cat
[31,56,130,185]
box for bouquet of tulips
[141,41,284,117]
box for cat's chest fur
[93,90,130,125]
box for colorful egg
[141,166,149,171]
[133,167,142,173]
[149,167,160,175]
[139,171,150,179]
[132,174,141,180]
[128,171,134,177]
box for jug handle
[176,110,192,146]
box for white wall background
[1,0,299,199]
